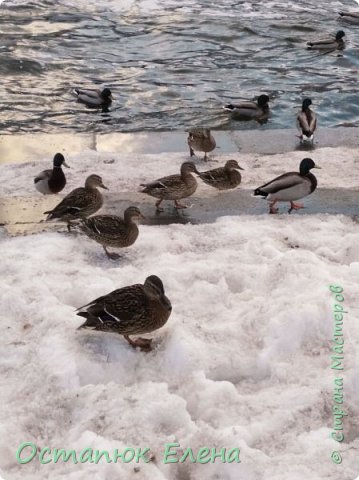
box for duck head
[53,153,70,168]
[257,94,270,108]
[85,174,109,190]
[299,158,321,175]
[302,98,312,111]
[181,161,199,175]
[101,88,113,100]
[144,275,172,311]
[124,206,145,221]
[336,30,345,41]
[225,160,244,171]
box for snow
[1,145,359,480]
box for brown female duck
[187,128,216,161]
[78,206,144,260]
[34,153,70,194]
[44,174,108,230]
[141,161,198,211]
[77,275,172,351]
[197,160,244,190]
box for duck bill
[140,213,146,220]
[63,161,70,168]
[238,166,245,170]
[313,166,322,169]
[100,183,109,190]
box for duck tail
[76,312,100,330]
[253,188,268,198]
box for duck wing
[74,88,103,106]
[34,169,52,184]
[141,174,180,193]
[254,172,303,196]
[81,215,127,236]
[44,187,94,218]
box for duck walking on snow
[197,160,244,190]
[44,174,108,230]
[297,98,317,144]
[307,31,345,51]
[253,158,321,214]
[73,87,113,109]
[77,275,172,352]
[141,161,199,212]
[187,128,216,161]
[78,206,144,260]
[223,94,270,123]
[34,153,70,194]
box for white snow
[1,146,359,480]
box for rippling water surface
[0,0,358,133]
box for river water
[0,0,358,134]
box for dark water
[0,0,358,134]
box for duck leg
[124,335,153,352]
[269,200,278,214]
[103,246,121,260]
[203,152,208,161]
[189,147,195,157]
[288,201,304,214]
[155,199,164,212]
[174,200,187,209]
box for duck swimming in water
[73,87,113,109]
[253,158,321,214]
[223,94,270,123]
[34,153,70,194]
[307,31,345,51]
[338,11,359,25]
[297,98,317,144]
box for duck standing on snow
[44,174,108,230]
[73,87,113,109]
[338,11,359,24]
[78,206,145,260]
[141,161,199,212]
[297,98,317,144]
[77,275,172,351]
[34,153,70,194]
[253,158,321,214]
[223,94,270,123]
[307,31,345,51]
[187,128,216,161]
[197,160,244,190]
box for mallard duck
[253,158,321,214]
[78,206,144,260]
[77,275,172,351]
[44,174,108,230]
[307,31,345,51]
[297,98,317,143]
[73,87,113,108]
[141,161,199,211]
[197,160,244,190]
[223,94,270,122]
[187,128,216,161]
[34,153,70,194]
[338,11,359,24]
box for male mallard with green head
[187,128,216,161]
[197,160,244,190]
[34,153,70,195]
[297,98,317,144]
[73,87,113,109]
[78,206,144,260]
[223,94,270,123]
[141,161,199,212]
[307,31,345,51]
[44,174,108,230]
[77,275,172,351]
[253,158,321,214]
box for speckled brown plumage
[198,160,244,190]
[77,275,172,351]
[78,206,144,259]
[44,174,108,230]
[187,128,216,161]
[140,161,199,211]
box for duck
[197,160,244,190]
[253,158,321,214]
[44,174,108,230]
[297,98,317,144]
[223,94,270,122]
[76,275,172,351]
[307,31,345,51]
[78,206,145,260]
[34,153,70,195]
[141,161,199,212]
[73,87,113,109]
[338,11,359,24]
[187,128,216,161]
